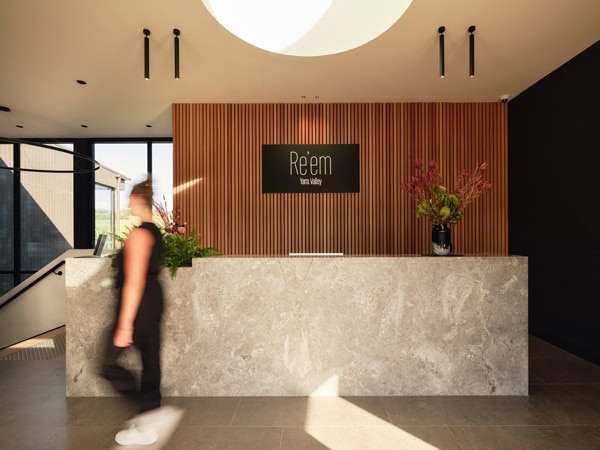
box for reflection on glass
[0,274,13,298]
[95,183,115,249]
[95,143,147,236]
[20,143,73,272]
[0,145,14,274]
[95,142,174,237]
[0,145,14,295]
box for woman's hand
[113,328,133,347]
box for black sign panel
[262,144,360,193]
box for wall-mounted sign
[262,144,360,193]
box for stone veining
[66,256,528,397]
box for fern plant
[108,227,220,278]
[161,230,220,278]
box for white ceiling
[0,0,598,139]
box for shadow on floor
[0,333,598,449]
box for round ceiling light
[201,0,413,56]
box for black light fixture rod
[143,28,151,80]
[438,26,445,78]
[174,28,181,80]
[468,25,476,78]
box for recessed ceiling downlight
[201,0,413,56]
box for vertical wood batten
[173,103,508,256]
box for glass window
[0,145,14,296]
[95,143,147,235]
[0,274,14,298]
[151,142,174,208]
[95,183,115,248]
[0,145,14,273]
[20,143,73,272]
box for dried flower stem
[401,159,491,225]
[153,195,186,235]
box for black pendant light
[438,26,445,78]
[468,25,476,77]
[173,28,181,79]
[143,29,151,80]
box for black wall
[509,41,600,364]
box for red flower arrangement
[401,159,492,225]
[153,196,187,235]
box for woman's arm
[114,227,154,347]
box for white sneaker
[115,424,158,446]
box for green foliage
[106,227,220,278]
[161,229,220,278]
[415,187,462,225]
[196,247,221,257]
[402,159,490,226]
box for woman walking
[102,176,178,446]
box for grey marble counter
[66,256,528,396]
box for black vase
[432,224,452,256]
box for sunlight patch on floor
[0,327,65,359]
[304,376,439,449]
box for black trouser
[102,321,162,414]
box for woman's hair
[130,175,153,208]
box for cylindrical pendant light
[438,26,445,78]
[468,25,476,77]
[143,29,151,80]
[173,28,181,80]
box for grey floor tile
[162,397,241,426]
[449,425,600,450]
[400,426,464,450]
[67,396,136,426]
[0,425,116,450]
[0,385,69,427]
[381,395,553,426]
[302,396,390,427]
[529,356,600,384]
[1,334,598,449]
[231,397,311,427]
[528,384,600,425]
[154,426,284,450]
[0,384,65,405]
[529,369,546,384]
[283,425,462,450]
[0,359,66,387]
[280,427,334,449]
[466,396,554,425]
[381,396,477,426]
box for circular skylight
[201,0,413,56]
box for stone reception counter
[66,256,528,397]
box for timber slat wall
[173,103,508,256]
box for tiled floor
[0,333,599,449]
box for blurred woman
[102,176,165,446]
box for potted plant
[110,198,220,277]
[401,159,491,255]
[153,198,220,277]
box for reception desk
[66,256,528,396]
